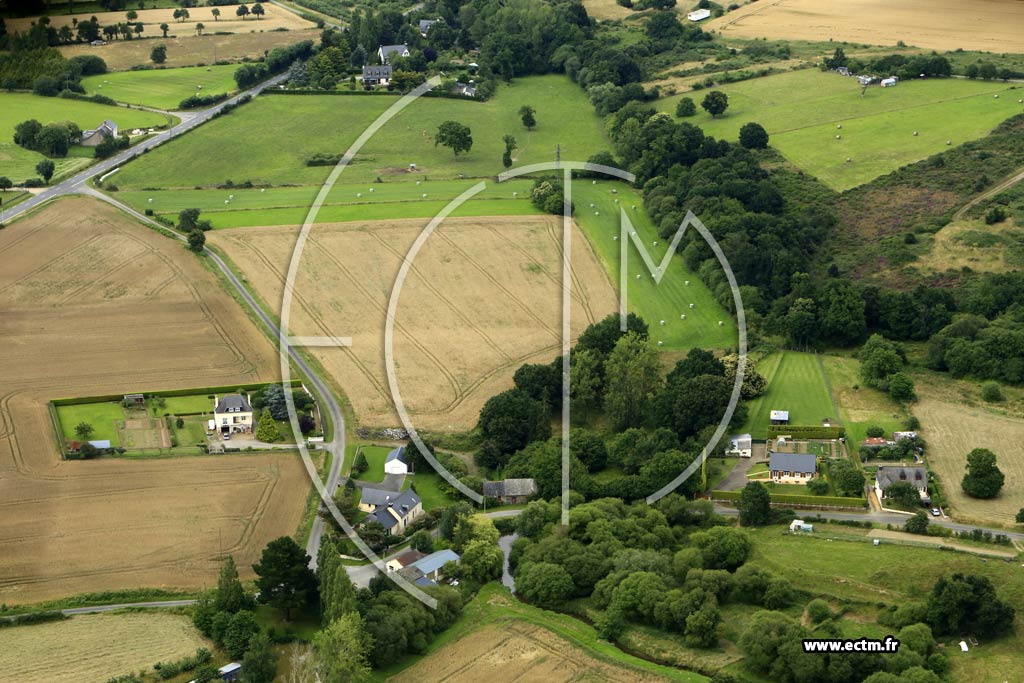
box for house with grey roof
[453,81,477,97]
[418,18,439,36]
[768,451,817,484]
[399,549,460,586]
[362,64,392,87]
[80,119,118,147]
[213,394,252,434]
[875,465,929,505]
[483,478,537,504]
[377,44,410,64]
[360,487,422,535]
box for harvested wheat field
[0,612,211,683]
[59,28,321,71]
[208,216,618,431]
[0,196,308,604]
[390,621,667,683]
[915,396,1024,526]
[9,4,314,35]
[706,0,1024,53]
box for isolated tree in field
[241,632,276,683]
[737,482,771,526]
[435,120,472,157]
[675,96,696,117]
[172,8,182,22]
[35,159,55,183]
[253,536,317,620]
[255,409,279,442]
[134,22,143,37]
[178,207,201,231]
[313,612,371,683]
[502,134,517,169]
[519,104,536,129]
[159,22,169,37]
[75,422,94,440]
[237,4,250,20]
[739,122,769,149]
[1016,508,1024,524]
[701,91,729,118]
[212,8,221,21]
[0,177,12,192]
[151,44,167,63]
[961,447,1004,499]
[252,3,265,19]
[126,10,137,21]
[180,8,190,22]
[187,229,206,252]
[195,22,204,35]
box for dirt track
[0,197,308,604]
[208,216,618,431]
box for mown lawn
[820,353,907,452]
[148,393,215,416]
[55,402,125,444]
[739,351,835,438]
[658,70,1023,190]
[572,180,736,350]
[113,74,609,189]
[81,64,239,110]
[405,471,457,511]
[355,445,393,483]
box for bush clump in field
[806,598,833,624]
[675,96,696,117]
[985,206,1008,224]
[179,93,229,109]
[981,380,1004,402]
[153,648,212,680]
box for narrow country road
[78,187,347,570]
[1,71,288,225]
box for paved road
[1,72,288,226]
[78,187,347,570]
[713,504,1024,541]
[60,600,198,615]
[0,70,346,570]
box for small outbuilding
[724,433,752,458]
[384,445,409,475]
[483,478,537,504]
[880,77,898,87]
[769,409,790,425]
[687,8,711,21]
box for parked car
[930,508,941,517]
[222,433,231,441]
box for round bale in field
[836,134,841,139]
[680,314,686,320]
[689,303,695,309]
[913,131,918,136]
[947,140,952,145]
[846,157,852,162]
[658,341,663,346]
[660,320,665,325]
[837,124,842,129]
[719,321,724,326]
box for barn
[384,445,409,475]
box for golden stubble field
[389,621,667,683]
[208,216,618,431]
[9,4,314,34]
[0,197,308,604]
[915,395,1024,526]
[60,28,321,71]
[706,0,1024,53]
[0,612,211,683]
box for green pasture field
[113,74,609,189]
[55,402,125,444]
[572,180,736,350]
[819,354,906,453]
[658,69,1023,191]
[81,64,239,110]
[739,351,835,438]
[745,524,1024,681]
[119,178,540,228]
[0,93,170,183]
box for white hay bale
[689,303,695,309]
[680,314,686,320]
[836,134,842,139]
[718,321,724,326]
[657,341,663,346]
[659,320,665,325]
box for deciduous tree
[961,448,1004,499]
[701,90,728,118]
[435,120,473,157]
